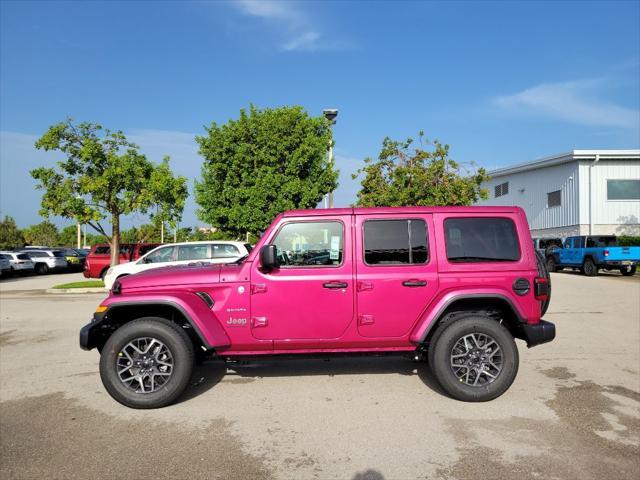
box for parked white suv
[103,241,251,289]
[0,251,35,275]
[20,249,68,274]
[0,254,11,276]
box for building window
[607,179,640,200]
[494,182,509,198]
[547,190,561,208]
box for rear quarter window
[93,246,110,255]
[445,217,520,262]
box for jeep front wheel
[99,317,194,409]
[428,315,519,402]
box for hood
[118,264,222,290]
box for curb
[46,288,107,294]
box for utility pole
[77,222,81,249]
[323,109,338,208]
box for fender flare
[81,296,231,351]
[410,292,527,345]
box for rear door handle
[323,281,348,289]
[402,279,427,287]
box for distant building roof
[488,149,640,178]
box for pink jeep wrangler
[81,207,555,408]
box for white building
[476,150,640,237]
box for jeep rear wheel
[582,257,598,277]
[428,314,519,402]
[620,265,637,276]
[99,317,194,409]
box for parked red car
[83,243,160,280]
[81,207,554,408]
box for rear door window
[363,219,428,265]
[444,218,520,262]
[94,246,110,255]
[211,244,241,259]
[177,244,210,261]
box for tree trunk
[110,215,121,267]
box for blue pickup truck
[546,235,639,276]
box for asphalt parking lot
[1,272,639,479]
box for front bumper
[520,320,556,348]
[79,312,109,350]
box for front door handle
[323,281,348,289]
[402,279,427,287]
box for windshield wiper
[231,254,249,265]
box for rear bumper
[601,260,638,267]
[520,320,556,348]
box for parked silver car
[0,251,35,275]
[20,249,68,274]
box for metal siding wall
[592,160,640,225]
[477,161,580,230]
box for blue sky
[1,0,639,229]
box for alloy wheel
[116,337,174,394]
[450,333,503,387]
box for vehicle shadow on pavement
[178,356,451,403]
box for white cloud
[282,31,321,52]
[231,0,351,52]
[234,0,302,24]
[495,79,640,129]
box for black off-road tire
[582,257,598,277]
[545,256,557,273]
[620,265,637,276]
[99,268,109,281]
[428,314,519,402]
[99,317,195,409]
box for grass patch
[52,280,105,289]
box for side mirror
[259,245,280,272]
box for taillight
[534,277,549,300]
[604,249,609,257]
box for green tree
[353,132,489,207]
[58,225,79,247]
[31,120,189,266]
[195,105,338,236]
[0,216,25,250]
[23,221,59,247]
